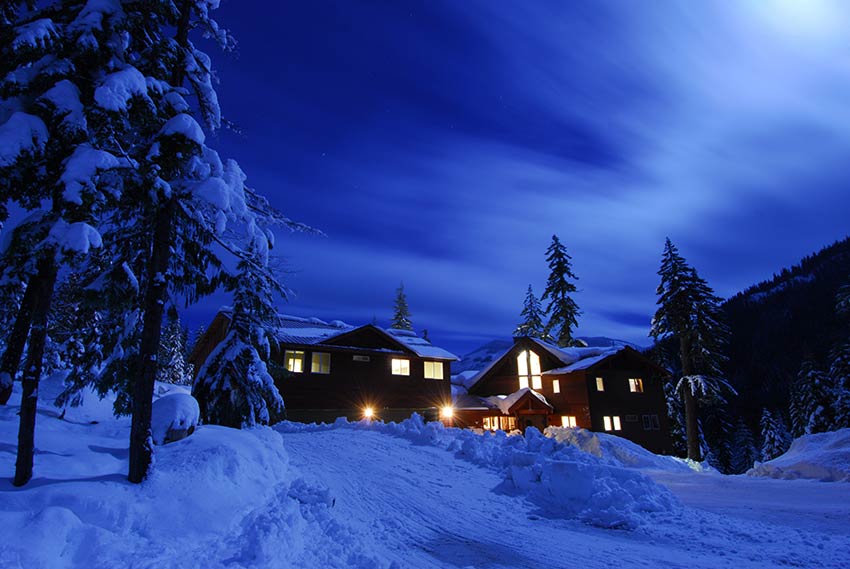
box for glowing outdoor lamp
[363,407,375,420]
[440,406,454,420]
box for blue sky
[189,0,850,354]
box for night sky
[188,0,850,355]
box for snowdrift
[0,377,385,569]
[748,428,850,482]
[278,416,680,529]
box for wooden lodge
[190,312,458,423]
[453,336,673,454]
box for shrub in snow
[151,393,200,445]
[748,428,850,482]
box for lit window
[552,379,560,394]
[613,416,621,431]
[285,350,305,373]
[424,361,444,379]
[629,378,644,393]
[311,352,330,374]
[603,416,612,431]
[561,415,577,428]
[391,358,410,376]
[517,350,542,390]
[596,377,604,391]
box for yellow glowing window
[391,358,410,376]
[285,350,305,373]
[424,361,443,379]
[595,377,605,391]
[561,415,577,428]
[311,352,330,374]
[603,416,612,431]
[517,350,542,390]
[629,378,644,393]
[552,379,561,394]
[613,416,622,431]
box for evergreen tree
[156,307,192,385]
[513,284,547,339]
[0,1,133,484]
[760,408,790,461]
[828,342,850,429]
[391,282,413,330]
[650,238,734,461]
[730,418,759,474]
[541,235,580,347]
[192,251,285,427]
[807,363,835,434]
[663,380,687,456]
[701,402,735,473]
[790,359,818,437]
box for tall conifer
[541,235,580,347]
[391,282,413,330]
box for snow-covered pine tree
[192,251,285,428]
[513,284,547,339]
[760,408,790,461]
[541,235,580,347]
[729,418,759,474]
[650,238,734,461]
[790,359,818,437]
[828,342,850,429]
[391,282,413,330]
[700,402,735,473]
[59,1,310,483]
[0,1,132,484]
[156,307,192,385]
[663,380,687,456]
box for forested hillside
[724,236,850,420]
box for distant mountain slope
[724,236,850,417]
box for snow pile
[748,428,850,482]
[0,383,388,568]
[278,416,680,529]
[151,393,200,445]
[545,426,693,472]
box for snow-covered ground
[1,378,848,568]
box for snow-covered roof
[276,315,353,345]
[272,316,457,360]
[384,327,458,361]
[454,388,552,414]
[460,337,636,391]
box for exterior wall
[270,344,452,420]
[541,373,592,428]
[583,352,673,454]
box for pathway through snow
[280,427,850,568]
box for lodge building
[189,313,458,423]
[453,336,673,454]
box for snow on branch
[0,112,48,167]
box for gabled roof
[460,337,667,391]
[454,388,552,414]
[273,315,458,361]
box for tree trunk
[0,277,38,405]
[680,335,701,461]
[128,200,175,483]
[13,251,58,486]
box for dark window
[642,414,661,430]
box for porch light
[363,407,374,419]
[440,406,454,419]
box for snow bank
[748,428,850,482]
[277,416,680,529]
[0,384,387,568]
[545,426,693,472]
[151,393,200,445]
